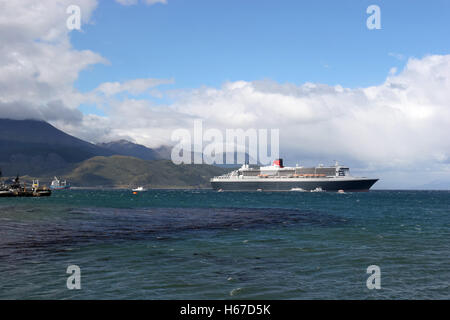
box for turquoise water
[0,190,449,299]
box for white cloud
[389,67,397,75]
[115,0,167,6]
[389,52,405,61]
[0,0,106,123]
[115,0,139,5]
[143,0,167,5]
[94,78,174,96]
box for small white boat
[310,187,324,192]
[132,186,147,192]
[290,187,306,192]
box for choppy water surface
[0,190,449,299]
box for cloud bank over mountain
[0,1,449,188]
[79,56,450,168]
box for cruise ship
[211,159,378,192]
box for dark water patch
[0,207,346,260]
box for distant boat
[290,187,306,192]
[0,176,51,197]
[132,186,147,192]
[50,177,71,190]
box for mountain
[96,140,253,166]
[64,155,228,188]
[0,119,229,188]
[97,140,165,161]
[0,118,114,176]
[152,145,173,160]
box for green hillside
[64,155,229,188]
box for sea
[0,189,449,299]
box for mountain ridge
[97,139,169,161]
[0,118,227,188]
[0,118,115,176]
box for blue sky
[72,0,450,96]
